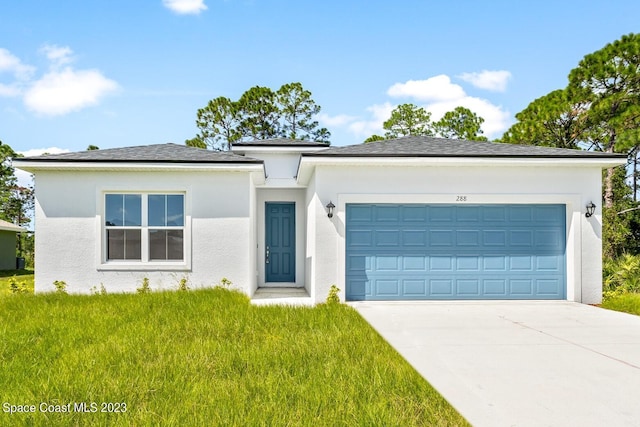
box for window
[104,193,185,263]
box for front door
[265,202,296,282]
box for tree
[383,103,434,138]
[434,106,488,141]
[567,33,640,208]
[364,134,385,143]
[238,86,280,141]
[194,96,242,151]
[0,141,17,215]
[276,82,329,141]
[87,145,100,150]
[185,136,207,149]
[501,89,585,149]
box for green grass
[601,293,640,316]
[0,288,467,426]
[0,269,34,296]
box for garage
[345,203,566,300]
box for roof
[302,136,626,159]
[232,138,329,147]
[0,219,25,233]
[15,143,262,164]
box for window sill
[97,261,190,272]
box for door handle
[266,246,270,264]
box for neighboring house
[0,219,26,270]
[14,136,625,304]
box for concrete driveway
[352,301,640,427]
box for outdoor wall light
[326,201,335,218]
[585,201,596,218]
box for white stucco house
[14,136,625,304]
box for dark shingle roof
[232,138,329,147]
[17,143,262,164]
[303,136,625,159]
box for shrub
[137,277,151,294]
[53,280,67,294]
[326,285,341,304]
[603,254,640,300]
[9,276,30,294]
[178,277,190,291]
[217,277,232,289]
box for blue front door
[266,202,296,282]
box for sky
[1,0,639,162]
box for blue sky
[1,0,639,158]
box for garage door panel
[457,230,481,246]
[457,279,480,296]
[430,279,454,295]
[403,279,427,295]
[346,204,566,300]
[484,279,508,296]
[430,230,454,246]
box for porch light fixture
[326,201,335,218]
[585,201,596,218]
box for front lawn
[0,288,467,426]
[601,293,640,316]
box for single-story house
[0,219,26,270]
[14,136,625,304]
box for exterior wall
[243,152,300,179]
[306,164,604,304]
[34,169,254,294]
[256,188,306,289]
[0,231,17,270]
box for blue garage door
[345,204,566,300]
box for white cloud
[18,147,70,157]
[425,97,511,138]
[318,113,357,127]
[163,0,207,14]
[24,67,119,116]
[0,83,21,97]
[348,102,394,138]
[0,48,35,81]
[458,70,512,92]
[40,44,74,68]
[340,73,512,140]
[387,75,466,102]
[1,45,119,115]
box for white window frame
[98,191,191,271]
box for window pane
[105,194,123,226]
[149,229,167,260]
[167,230,184,260]
[124,195,142,226]
[107,229,124,259]
[148,195,165,227]
[167,195,184,226]
[124,229,141,260]
[107,229,141,260]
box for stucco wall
[0,231,17,270]
[34,169,254,294]
[306,163,604,304]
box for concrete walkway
[352,301,640,427]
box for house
[14,136,625,304]
[0,219,26,270]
